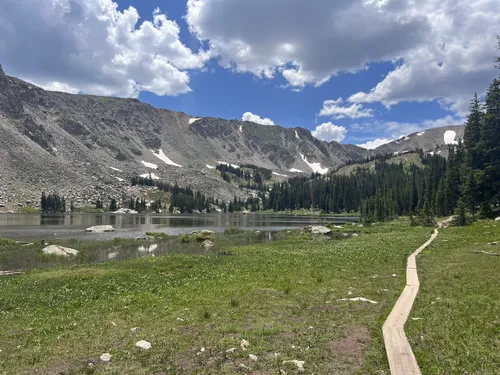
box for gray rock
[99,353,112,362]
[202,239,214,250]
[42,245,79,257]
[86,225,114,233]
[309,225,332,235]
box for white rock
[249,354,258,361]
[42,245,79,257]
[240,339,250,350]
[282,360,305,372]
[495,217,500,221]
[135,340,152,350]
[130,327,139,333]
[99,353,112,362]
[339,297,378,304]
[309,225,332,235]
[202,240,214,250]
[86,225,114,233]
[226,347,236,353]
[108,252,118,259]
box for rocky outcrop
[306,225,332,235]
[42,245,79,256]
[86,225,114,233]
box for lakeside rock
[113,208,138,214]
[42,245,79,257]
[203,239,214,250]
[86,225,114,233]
[307,225,332,235]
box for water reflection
[0,213,358,241]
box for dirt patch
[33,356,100,375]
[329,326,371,374]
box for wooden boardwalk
[382,228,440,375]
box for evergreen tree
[109,198,117,212]
[479,78,500,207]
[463,93,483,170]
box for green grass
[0,221,432,374]
[407,220,500,374]
[17,206,41,213]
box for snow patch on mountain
[272,172,288,178]
[110,167,123,172]
[295,130,300,139]
[417,131,425,136]
[300,154,328,175]
[189,118,201,124]
[239,125,243,133]
[115,177,124,182]
[444,130,458,145]
[141,161,158,169]
[218,161,240,169]
[289,168,304,173]
[140,173,160,180]
[206,164,215,169]
[151,149,182,168]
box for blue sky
[1,0,499,148]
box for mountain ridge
[0,64,464,210]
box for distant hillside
[374,125,465,157]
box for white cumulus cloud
[319,98,373,119]
[242,112,275,126]
[187,0,499,116]
[348,0,500,116]
[0,0,209,97]
[311,122,347,143]
[186,0,428,89]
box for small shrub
[146,232,168,239]
[0,238,17,247]
[203,310,211,319]
[230,298,240,308]
[224,227,245,235]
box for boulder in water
[86,225,114,233]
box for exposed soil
[330,326,371,374]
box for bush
[224,227,245,235]
[145,232,169,239]
[0,238,17,247]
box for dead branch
[474,251,500,257]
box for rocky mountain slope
[375,125,465,157]
[0,64,371,209]
[0,64,465,210]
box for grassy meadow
[407,220,500,375]
[0,221,431,374]
[1,219,497,374]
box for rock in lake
[86,225,115,233]
[309,225,332,235]
[42,245,79,257]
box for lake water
[0,213,358,241]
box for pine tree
[109,198,117,212]
[456,199,467,226]
[463,93,483,170]
[480,78,500,206]
[41,192,47,212]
